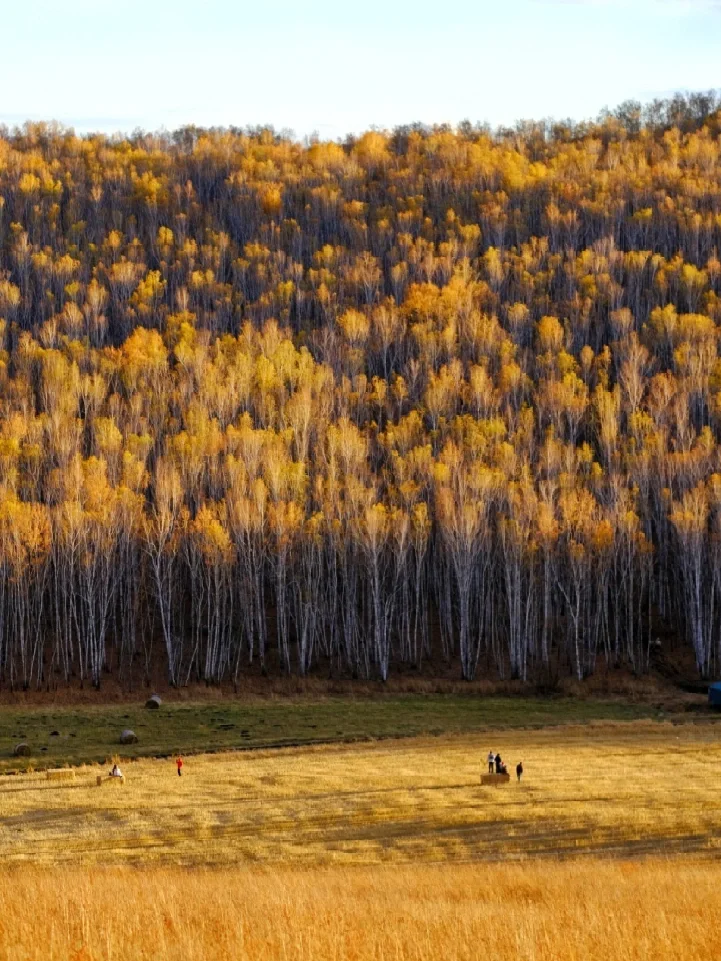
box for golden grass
[2,722,721,960]
[1,720,720,865]
[0,860,719,961]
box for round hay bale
[145,694,162,709]
[14,742,31,757]
[119,729,138,745]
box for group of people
[487,751,523,782]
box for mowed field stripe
[0,722,720,865]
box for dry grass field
[1,719,720,960]
[1,720,720,865]
[1,860,720,961]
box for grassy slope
[0,695,670,772]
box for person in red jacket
[176,755,183,777]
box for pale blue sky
[1,0,719,139]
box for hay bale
[13,742,31,757]
[46,768,75,781]
[480,772,511,786]
[145,694,162,709]
[119,729,138,745]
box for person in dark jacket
[516,761,524,782]
[495,753,503,774]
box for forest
[0,92,721,689]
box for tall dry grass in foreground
[0,860,718,961]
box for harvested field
[0,721,719,866]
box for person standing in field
[487,750,495,773]
[516,761,523,782]
[176,756,183,777]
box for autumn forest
[1,94,721,690]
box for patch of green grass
[0,695,682,773]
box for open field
[1,722,720,865]
[0,694,672,774]
[1,859,720,961]
[2,718,720,959]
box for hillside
[1,97,721,688]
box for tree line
[0,95,721,688]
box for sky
[1,0,720,140]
